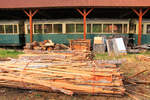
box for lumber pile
[134,44,150,50]
[24,40,69,51]
[0,51,125,95]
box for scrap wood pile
[24,40,69,51]
[134,44,150,50]
[0,51,125,95]
[123,69,150,100]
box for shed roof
[1,0,150,9]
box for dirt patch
[0,87,131,100]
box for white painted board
[114,38,126,53]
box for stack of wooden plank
[0,51,125,95]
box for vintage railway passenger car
[1,19,150,46]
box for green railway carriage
[24,19,130,45]
[0,20,25,46]
[1,19,150,46]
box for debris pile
[134,44,150,50]
[24,40,69,51]
[0,51,125,95]
[123,69,150,100]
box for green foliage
[34,94,41,97]
[0,49,24,58]
[141,51,150,55]
[94,53,137,60]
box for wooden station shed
[0,0,150,46]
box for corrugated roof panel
[0,0,150,9]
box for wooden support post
[132,8,149,45]
[139,9,143,45]
[24,9,38,43]
[29,10,33,43]
[83,9,86,40]
[77,8,93,40]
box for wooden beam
[24,10,30,17]
[132,8,140,16]
[142,8,150,16]
[76,9,84,16]
[32,9,38,17]
[86,8,94,16]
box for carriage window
[34,24,42,33]
[103,24,112,33]
[87,24,91,33]
[0,25,4,33]
[26,25,30,34]
[76,24,83,33]
[147,25,150,34]
[129,24,136,33]
[44,24,52,33]
[93,24,102,33]
[124,24,127,33]
[5,25,13,33]
[113,24,122,33]
[66,24,75,33]
[54,24,62,33]
[14,25,17,33]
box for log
[134,81,150,84]
[128,70,148,79]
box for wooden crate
[70,39,91,51]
